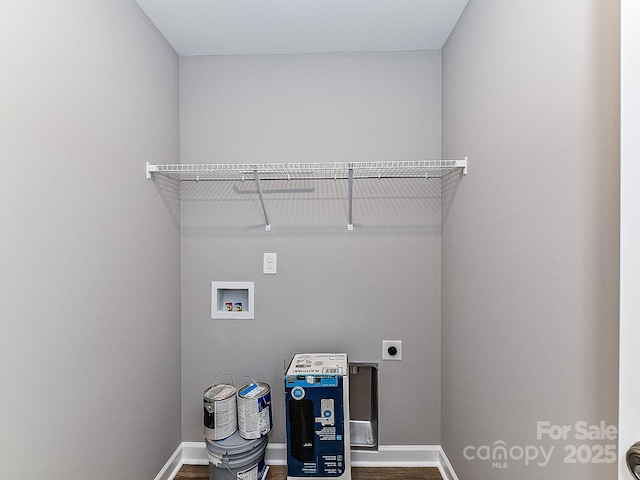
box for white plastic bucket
[206,431,268,480]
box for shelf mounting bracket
[347,167,354,231]
[253,170,271,231]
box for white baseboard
[156,442,459,480]
[438,448,461,480]
[352,445,441,467]
[153,443,185,480]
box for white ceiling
[133,0,469,56]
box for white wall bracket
[253,170,271,232]
[348,167,354,230]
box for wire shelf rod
[253,171,271,232]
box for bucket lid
[206,430,268,457]
[206,431,268,468]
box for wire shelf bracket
[253,170,271,232]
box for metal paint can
[203,384,238,440]
[237,382,272,440]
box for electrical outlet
[263,253,277,274]
[382,340,403,361]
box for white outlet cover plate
[263,253,277,274]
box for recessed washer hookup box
[285,353,351,480]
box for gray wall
[179,51,443,445]
[0,2,181,479]
[441,1,619,479]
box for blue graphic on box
[286,374,346,477]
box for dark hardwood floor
[174,464,443,480]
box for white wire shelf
[146,160,467,182]
[146,159,467,231]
